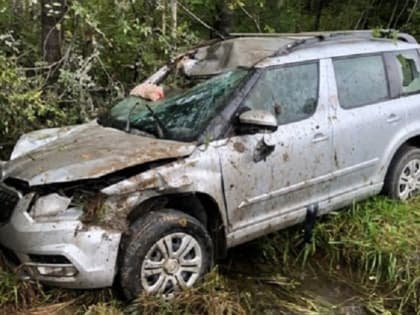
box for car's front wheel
[118,209,213,300]
[384,145,420,201]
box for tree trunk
[9,0,22,28]
[313,0,324,30]
[170,0,177,38]
[10,0,21,17]
[162,0,167,35]
[213,0,233,38]
[41,0,66,64]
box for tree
[41,0,66,64]
[213,0,233,37]
[313,0,325,30]
[170,0,177,38]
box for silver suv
[1,31,420,299]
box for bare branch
[394,0,410,28]
[177,1,225,39]
[387,1,399,29]
[239,4,262,33]
[405,0,419,26]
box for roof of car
[184,30,419,75]
[257,32,420,67]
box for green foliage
[0,264,46,310]
[0,55,66,153]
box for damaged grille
[0,184,20,223]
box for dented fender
[99,145,228,233]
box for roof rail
[230,30,417,43]
[396,32,417,43]
[243,29,419,57]
[230,30,373,39]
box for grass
[0,261,46,310]
[0,196,419,314]
[126,271,245,315]
[313,197,420,312]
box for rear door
[329,54,407,198]
[390,49,420,130]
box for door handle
[387,113,401,123]
[312,133,328,143]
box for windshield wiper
[125,101,140,132]
[144,104,168,138]
[124,100,166,138]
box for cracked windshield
[101,69,248,142]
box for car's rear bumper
[0,194,121,289]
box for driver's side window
[243,62,319,125]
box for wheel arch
[383,132,420,182]
[126,192,228,259]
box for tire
[118,209,213,300]
[383,145,420,201]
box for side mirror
[239,110,277,131]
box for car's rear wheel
[118,209,213,300]
[384,145,420,201]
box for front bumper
[0,193,122,289]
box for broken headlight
[31,193,71,218]
[29,187,106,222]
[27,174,126,222]
[29,193,85,222]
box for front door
[217,60,333,233]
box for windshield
[99,69,248,142]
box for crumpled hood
[2,122,196,186]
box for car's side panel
[327,56,408,199]
[226,182,382,247]
[378,50,420,182]
[219,59,333,240]
[102,145,229,234]
[400,96,420,133]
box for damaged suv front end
[0,63,248,292]
[0,121,203,288]
[0,183,121,288]
[0,35,290,296]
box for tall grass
[251,196,419,313]
[126,270,245,315]
[0,264,46,310]
[312,197,419,312]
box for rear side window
[394,50,420,95]
[333,55,389,109]
[243,62,319,125]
